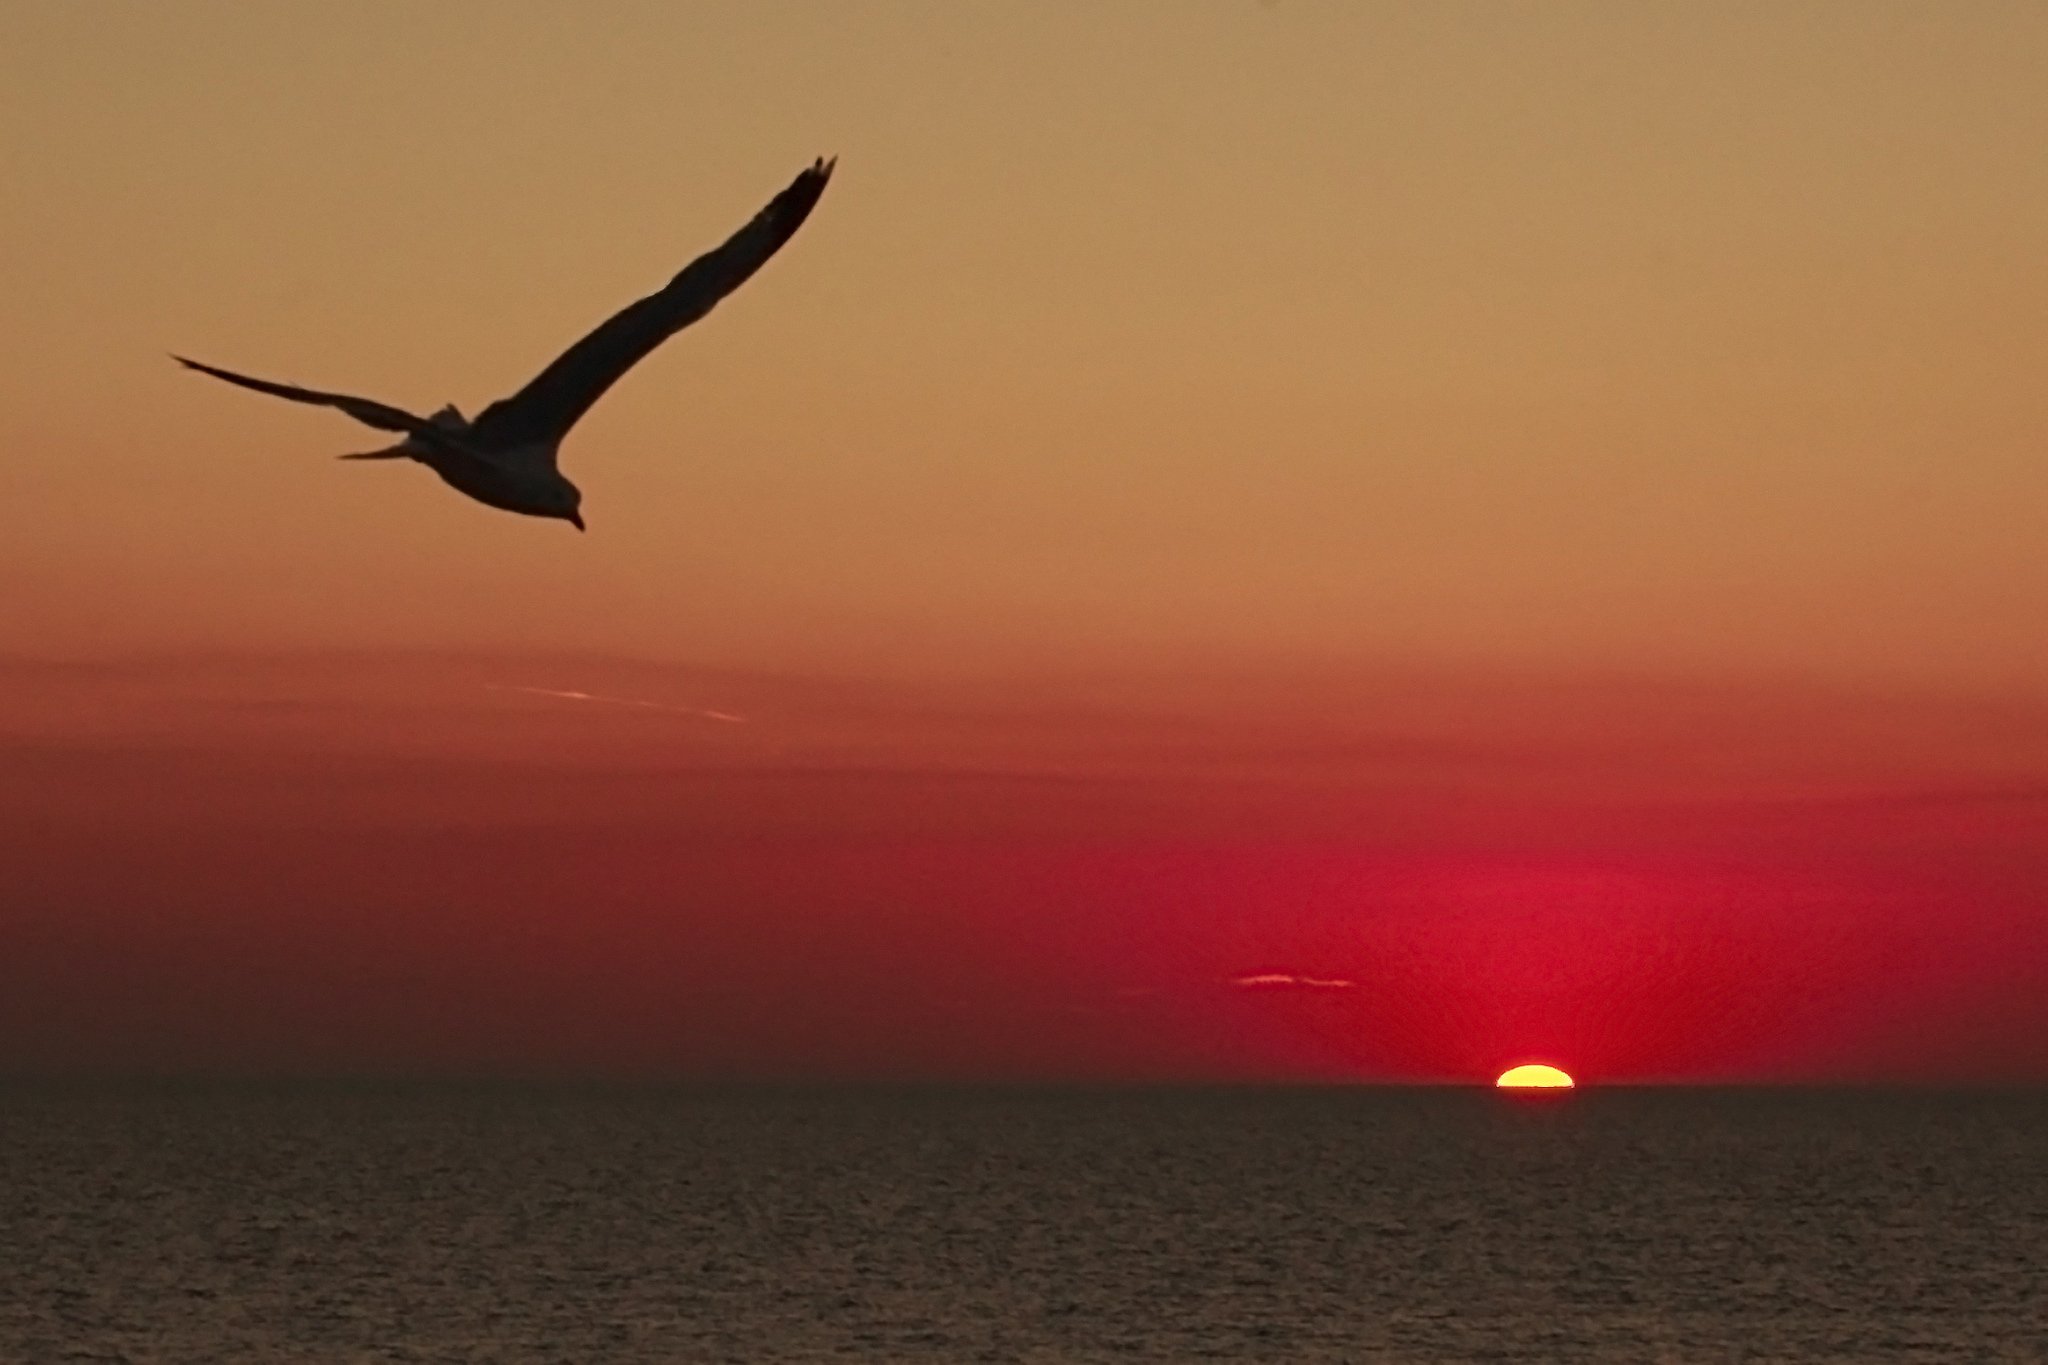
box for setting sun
[1495,1064,1576,1090]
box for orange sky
[4,1,2046,681]
[3,3,2046,1078]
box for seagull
[176,157,836,531]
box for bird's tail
[337,445,410,460]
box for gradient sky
[4,2,2046,1080]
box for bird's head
[549,480,586,532]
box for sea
[2,1084,2043,1363]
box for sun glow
[1495,1064,1575,1089]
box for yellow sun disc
[1495,1064,1575,1089]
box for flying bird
[175,157,836,531]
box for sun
[1495,1063,1575,1089]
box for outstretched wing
[175,356,447,444]
[174,356,506,478]
[468,157,836,455]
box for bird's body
[334,403,581,524]
[414,428,577,525]
[177,157,835,531]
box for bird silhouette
[176,157,836,531]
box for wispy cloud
[1231,972,1356,989]
[486,684,747,724]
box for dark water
[3,1085,2043,1363]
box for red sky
[4,5,2047,1081]
[3,652,2043,1082]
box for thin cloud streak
[486,684,747,724]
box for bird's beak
[569,511,585,532]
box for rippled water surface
[3,1085,2044,1362]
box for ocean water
[2,1085,2043,1363]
